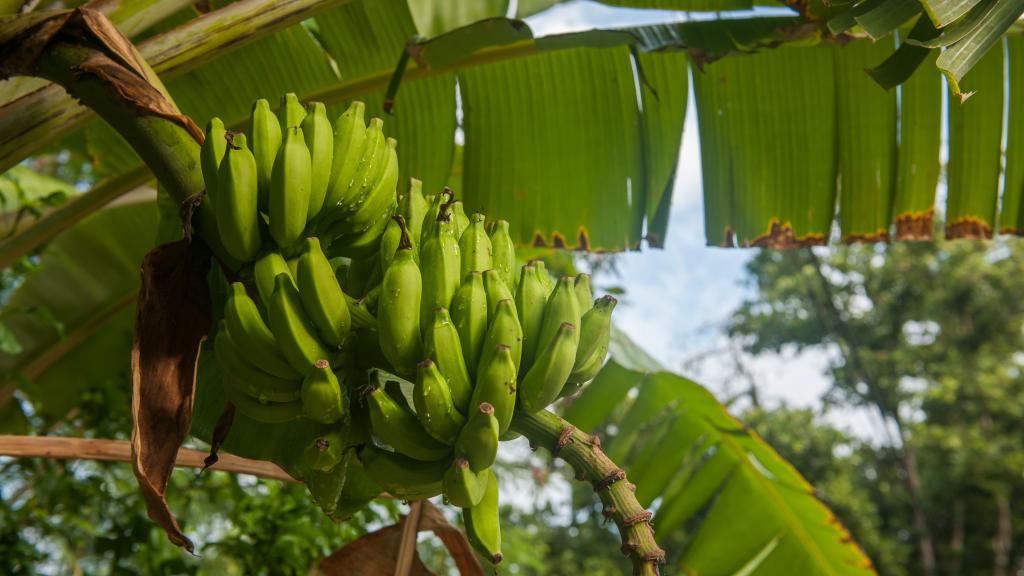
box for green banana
[567,295,617,385]
[364,385,450,461]
[424,306,473,413]
[337,136,398,236]
[516,264,547,373]
[399,178,427,249]
[223,373,303,423]
[253,251,291,308]
[450,271,487,379]
[378,221,422,377]
[463,469,502,565]
[296,237,351,347]
[215,324,301,403]
[455,402,499,472]
[215,133,262,262]
[338,117,385,212]
[306,458,347,516]
[471,344,517,434]
[443,457,488,508]
[574,273,593,315]
[477,298,523,378]
[414,359,467,444]
[359,444,450,500]
[534,260,555,294]
[323,101,366,211]
[483,268,515,320]
[269,125,311,248]
[345,252,381,299]
[280,92,307,131]
[537,276,581,356]
[223,282,300,379]
[379,214,412,273]
[489,219,516,292]
[451,200,469,239]
[459,213,492,278]
[200,117,226,200]
[419,201,461,328]
[303,430,346,472]
[268,273,332,375]
[302,359,345,424]
[302,101,334,220]
[421,188,451,244]
[250,98,281,212]
[518,321,578,413]
[326,207,391,258]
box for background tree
[730,239,1024,575]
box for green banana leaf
[562,329,876,575]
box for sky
[522,1,882,439]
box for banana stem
[33,38,234,265]
[510,409,665,576]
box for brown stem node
[553,424,575,458]
[594,468,626,492]
[623,511,653,527]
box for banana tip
[315,359,330,370]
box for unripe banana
[459,213,492,278]
[378,221,422,377]
[379,214,413,273]
[336,136,398,236]
[223,282,300,379]
[215,133,262,262]
[223,373,304,423]
[421,188,452,244]
[399,178,427,249]
[489,219,516,292]
[483,269,515,320]
[419,202,461,328]
[215,324,301,403]
[471,344,517,434]
[424,307,473,412]
[250,99,281,212]
[302,102,334,221]
[414,359,467,444]
[338,117,385,212]
[359,444,450,500]
[477,298,523,378]
[268,273,332,375]
[297,237,351,347]
[537,276,581,357]
[574,273,593,315]
[450,271,488,379]
[516,264,547,373]
[269,125,311,248]
[253,251,291,309]
[302,359,345,424]
[443,457,488,508]
[451,200,470,239]
[280,92,307,131]
[534,260,555,294]
[463,469,502,565]
[323,101,366,211]
[455,402,499,472]
[200,117,226,201]
[303,430,345,472]
[567,295,617,385]
[518,321,578,413]
[326,207,392,259]
[364,385,450,461]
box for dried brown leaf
[319,501,484,576]
[130,239,212,553]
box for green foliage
[731,238,1024,574]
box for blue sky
[523,1,882,437]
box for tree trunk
[993,492,1011,576]
[901,441,937,576]
[949,498,964,576]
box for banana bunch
[201,96,399,263]
[214,237,357,425]
[361,185,617,565]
